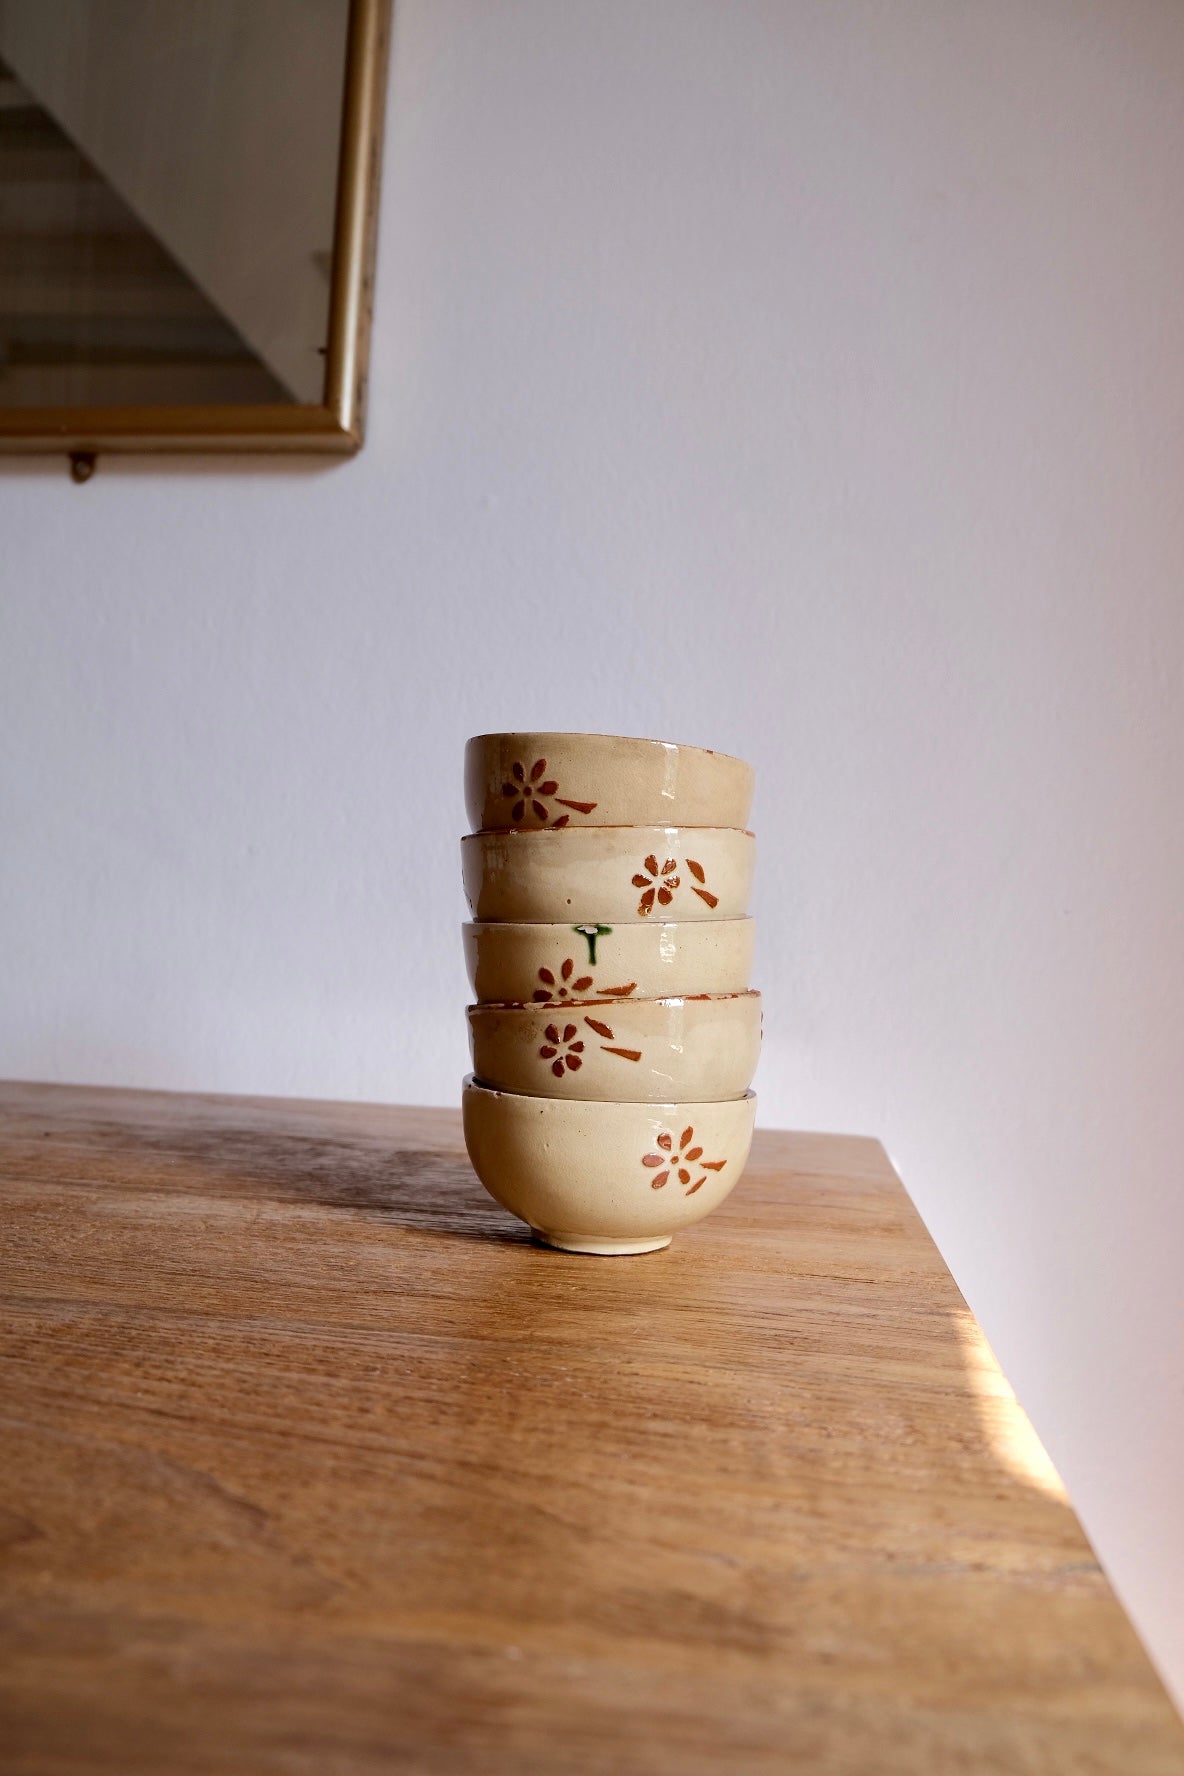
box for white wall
[2,0,1182,1709]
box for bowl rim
[461,915,754,936]
[467,988,762,1015]
[465,731,753,771]
[462,1073,757,1108]
[461,824,757,841]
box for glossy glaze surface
[462,1078,756,1251]
[462,917,755,1005]
[461,825,755,924]
[465,731,754,832]
[468,991,762,1103]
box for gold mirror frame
[0,0,391,474]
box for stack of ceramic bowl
[461,732,759,1255]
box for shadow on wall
[0,451,346,482]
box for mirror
[0,0,390,475]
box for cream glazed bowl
[465,731,754,833]
[461,826,755,925]
[463,1078,757,1254]
[468,990,761,1103]
[463,917,755,1006]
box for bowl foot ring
[531,1228,672,1256]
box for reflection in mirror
[0,54,296,407]
[0,0,387,462]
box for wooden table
[1,1082,1181,1775]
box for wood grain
[0,1081,1180,1775]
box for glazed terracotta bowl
[461,826,755,925]
[463,1077,757,1254]
[462,916,755,1006]
[468,990,761,1102]
[465,731,754,833]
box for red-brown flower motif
[632,854,680,916]
[533,957,637,1003]
[641,1125,727,1194]
[538,1022,585,1078]
[532,956,594,1002]
[501,758,598,827]
[581,1013,641,1063]
[685,857,719,909]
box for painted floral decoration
[685,858,719,909]
[533,957,593,1002]
[633,855,680,916]
[573,923,612,964]
[631,854,719,915]
[641,1126,727,1194]
[532,958,637,1004]
[538,1010,641,1073]
[539,1022,585,1077]
[581,1014,641,1063]
[501,759,597,827]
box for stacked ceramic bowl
[462,732,759,1255]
